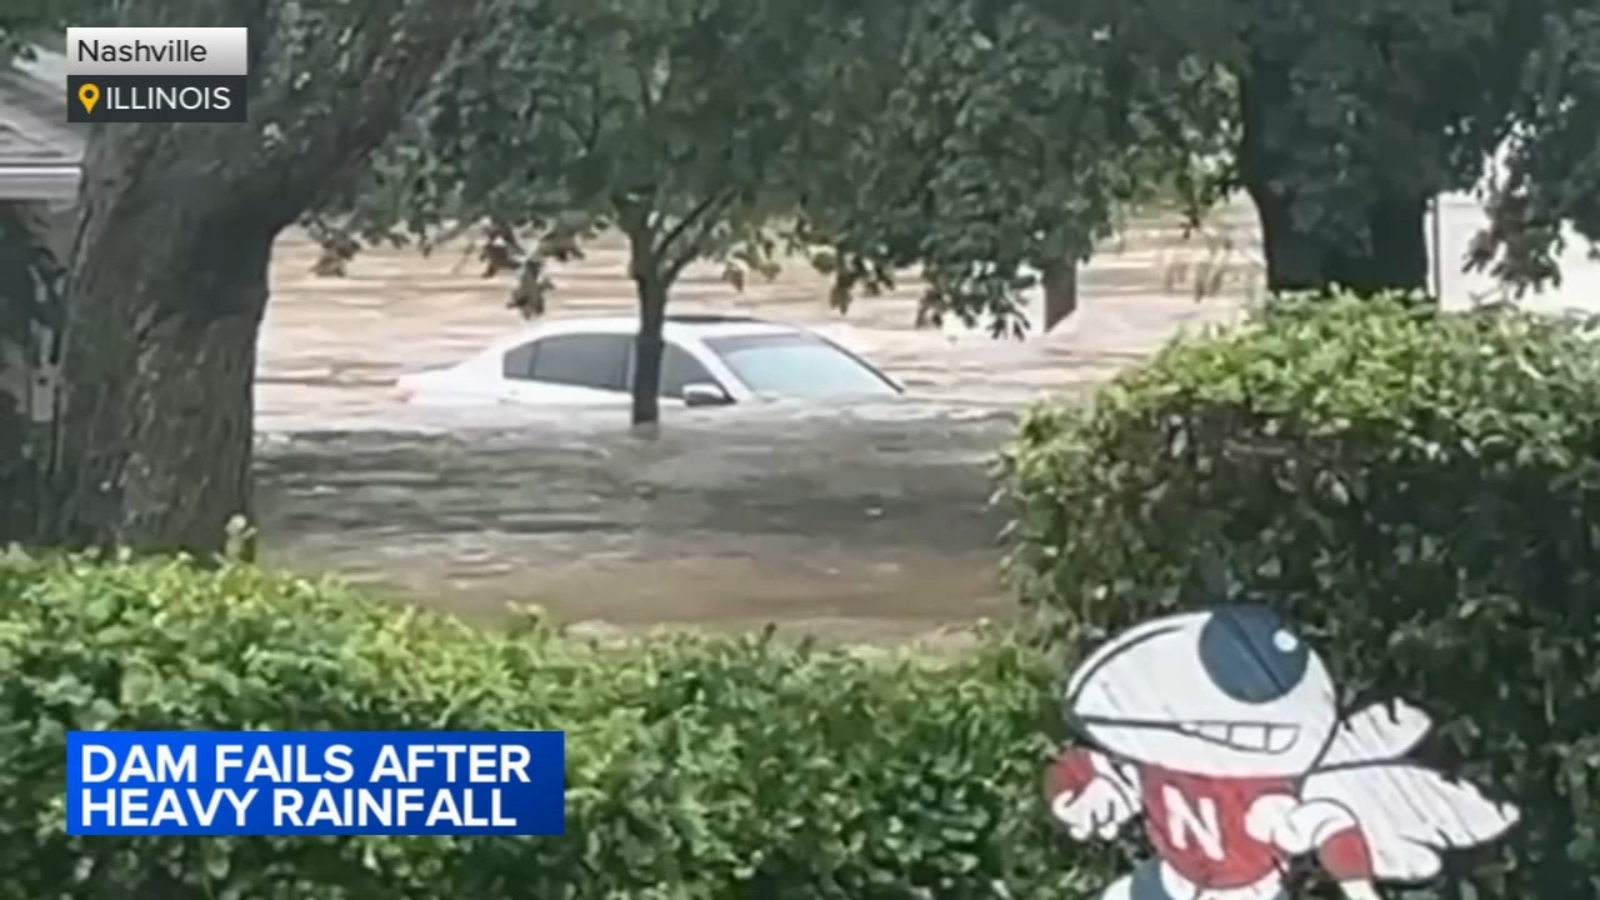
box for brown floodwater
[253,203,1260,640]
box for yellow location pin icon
[78,83,100,114]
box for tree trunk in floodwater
[50,181,271,554]
[1247,177,1429,296]
[0,201,68,545]
[632,280,667,427]
[1240,57,1430,297]
[622,213,667,427]
[1038,257,1078,331]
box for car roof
[479,314,805,354]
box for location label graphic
[66,27,248,123]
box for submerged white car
[393,314,904,408]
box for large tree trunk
[632,282,667,427]
[1239,58,1430,297]
[45,0,479,555]
[1247,177,1429,296]
[50,187,271,551]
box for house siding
[0,52,75,539]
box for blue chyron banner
[66,730,566,836]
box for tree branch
[634,57,656,119]
[653,189,734,260]
[663,194,739,282]
[226,0,484,228]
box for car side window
[521,333,630,390]
[501,341,537,380]
[657,343,717,398]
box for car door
[499,332,631,406]
[626,340,727,406]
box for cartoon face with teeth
[1045,605,1521,900]
[1066,605,1339,778]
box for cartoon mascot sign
[1046,606,1519,900]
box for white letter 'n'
[1162,785,1225,861]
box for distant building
[0,50,76,534]
[0,50,80,202]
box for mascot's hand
[1049,775,1136,840]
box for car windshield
[704,332,899,399]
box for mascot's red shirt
[1047,749,1375,889]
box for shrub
[999,295,1600,897]
[0,552,1113,900]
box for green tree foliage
[1229,0,1530,294]
[318,0,1227,418]
[1000,296,1600,896]
[793,0,1229,333]
[332,0,845,426]
[0,553,1123,899]
[1472,6,1600,288]
[1014,0,1592,297]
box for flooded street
[254,205,1260,638]
[255,409,1018,637]
[259,188,1600,639]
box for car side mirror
[681,382,732,408]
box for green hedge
[0,552,1116,900]
[1000,296,1600,897]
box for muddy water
[255,204,1260,639]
